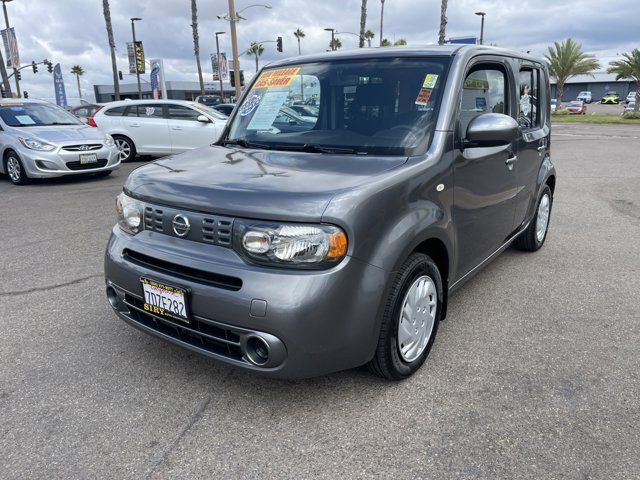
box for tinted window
[460,67,507,136]
[126,104,165,118]
[0,102,80,126]
[104,106,127,116]
[167,104,202,121]
[519,69,540,129]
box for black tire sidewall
[533,185,553,249]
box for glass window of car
[226,57,451,156]
[518,68,540,129]
[0,102,81,127]
[459,66,507,136]
[190,103,228,120]
[126,104,165,118]
[167,104,202,121]
[104,106,127,116]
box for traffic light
[23,91,28,98]
[32,61,38,73]
[276,36,283,52]
[16,70,21,81]
[46,61,53,73]
[118,70,123,80]
[229,70,245,87]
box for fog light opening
[106,286,118,308]
[245,336,271,366]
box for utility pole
[228,0,241,100]
[379,0,385,46]
[2,0,20,96]
[215,31,225,102]
[475,12,486,45]
[131,17,142,99]
[324,28,336,51]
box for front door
[122,103,171,154]
[453,61,519,279]
[166,104,219,154]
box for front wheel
[513,184,552,251]
[368,253,442,380]
[5,152,29,185]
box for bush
[553,109,571,116]
[622,111,640,120]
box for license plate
[140,277,190,324]
[79,153,98,164]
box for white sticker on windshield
[247,90,289,130]
[15,115,36,125]
[239,94,261,116]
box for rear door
[452,58,519,278]
[122,103,171,155]
[166,104,220,153]
[513,63,549,228]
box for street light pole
[324,28,335,51]
[227,0,241,100]
[131,17,142,99]
[215,31,225,102]
[2,0,20,96]
[475,12,486,45]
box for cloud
[6,0,637,103]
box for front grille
[65,159,108,170]
[123,248,242,291]
[62,144,102,151]
[123,293,244,361]
[143,205,234,248]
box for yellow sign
[134,41,146,74]
[254,67,301,88]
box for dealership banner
[211,54,219,80]
[53,63,67,107]
[1,27,19,69]
[211,52,228,81]
[127,41,146,74]
[149,58,166,99]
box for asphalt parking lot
[1,122,639,479]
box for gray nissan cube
[105,45,555,380]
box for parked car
[622,101,636,114]
[93,99,228,162]
[70,103,104,125]
[601,92,620,104]
[0,99,119,185]
[195,95,222,107]
[626,92,637,104]
[272,106,317,132]
[105,45,555,380]
[576,91,592,103]
[289,104,320,118]
[212,103,235,116]
[551,98,558,113]
[565,100,587,114]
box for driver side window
[460,66,507,137]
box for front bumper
[104,227,388,379]
[18,144,120,178]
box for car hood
[124,145,408,221]
[11,124,104,144]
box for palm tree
[71,65,84,99]
[545,38,600,106]
[246,42,264,72]
[438,0,447,45]
[191,0,205,96]
[364,29,375,47]
[380,38,392,47]
[329,37,343,51]
[379,0,385,47]
[394,38,407,46]
[293,28,305,55]
[358,0,367,48]
[608,49,640,112]
[102,0,120,100]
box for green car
[601,91,620,104]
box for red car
[566,100,587,114]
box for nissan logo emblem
[172,214,191,237]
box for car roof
[101,99,198,108]
[0,98,50,105]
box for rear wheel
[5,152,29,185]
[513,184,552,252]
[368,253,442,380]
[113,136,136,162]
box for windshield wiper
[221,139,271,150]
[273,144,357,154]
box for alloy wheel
[115,139,131,162]
[7,156,21,183]
[397,275,437,362]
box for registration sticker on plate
[79,153,98,164]
[140,278,189,324]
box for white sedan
[92,99,228,162]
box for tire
[513,184,552,252]
[4,152,29,185]
[368,253,443,380]
[113,135,136,163]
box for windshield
[226,57,451,155]
[568,101,582,107]
[0,102,81,127]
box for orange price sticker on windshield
[254,67,301,88]
[415,88,433,106]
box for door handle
[537,145,546,152]
[505,156,517,170]
[172,126,183,130]
[129,122,140,127]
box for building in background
[93,80,236,102]
[551,72,637,101]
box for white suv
[93,100,228,162]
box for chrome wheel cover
[397,275,437,362]
[114,139,131,161]
[536,193,550,242]
[7,156,21,182]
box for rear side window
[519,69,540,129]
[167,105,202,121]
[126,104,165,118]
[460,66,507,137]
[104,106,127,116]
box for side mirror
[197,115,210,123]
[465,113,518,147]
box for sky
[5,0,638,103]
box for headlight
[104,134,115,147]
[115,192,144,235]
[235,220,348,269]
[18,137,56,151]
